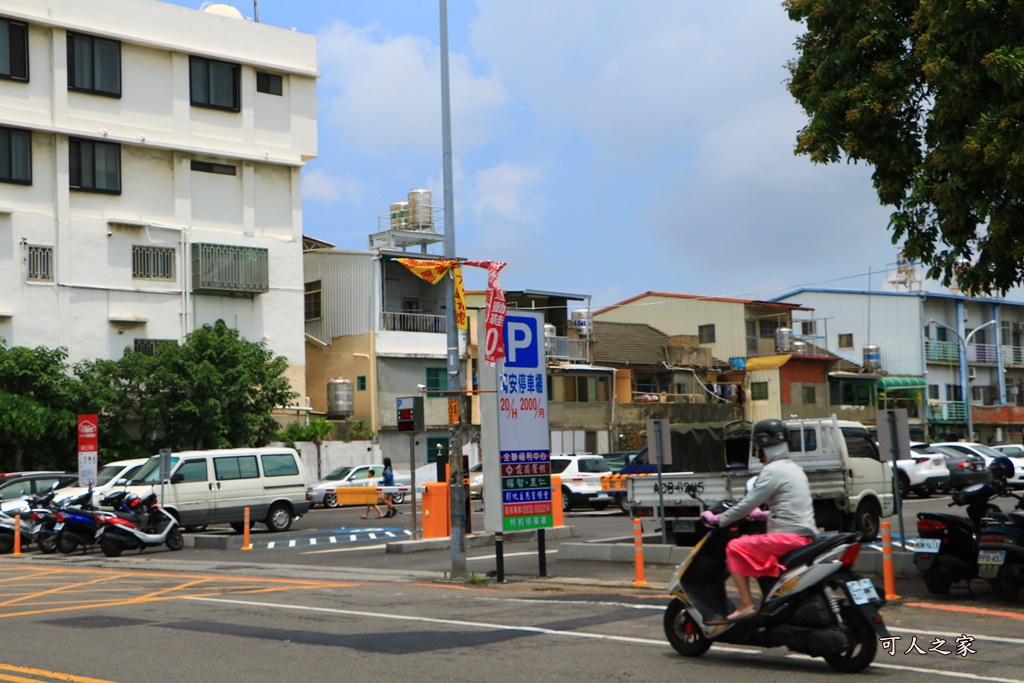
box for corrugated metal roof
[595,290,811,315]
[550,363,615,372]
[592,320,668,365]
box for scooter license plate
[672,520,696,533]
[914,538,941,554]
[53,522,64,531]
[978,550,1006,579]
[846,578,879,605]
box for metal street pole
[929,319,996,442]
[439,0,467,578]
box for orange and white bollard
[241,507,252,551]
[881,521,900,600]
[13,515,21,557]
[632,517,649,587]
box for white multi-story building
[0,0,316,402]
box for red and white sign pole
[77,414,99,488]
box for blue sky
[163,0,1023,306]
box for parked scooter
[913,480,1001,594]
[976,458,1024,601]
[52,489,115,555]
[664,494,890,673]
[96,489,183,557]
[0,486,62,554]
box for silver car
[309,464,409,508]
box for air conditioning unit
[968,367,977,380]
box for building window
[0,18,28,82]
[426,367,447,397]
[831,381,873,406]
[802,386,816,404]
[800,320,816,336]
[933,325,948,342]
[134,338,174,356]
[751,381,768,401]
[132,246,175,280]
[357,376,366,391]
[304,280,322,321]
[191,243,268,294]
[698,324,716,344]
[838,333,854,349]
[426,437,449,464]
[67,33,120,97]
[191,160,236,175]
[928,384,939,400]
[0,126,31,184]
[563,374,610,403]
[69,138,120,193]
[27,245,53,281]
[190,56,240,111]
[256,71,282,95]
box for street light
[928,319,997,441]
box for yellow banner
[395,258,467,330]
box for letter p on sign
[504,316,538,368]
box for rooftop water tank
[571,308,591,337]
[863,345,882,373]
[408,188,433,230]
[792,340,809,355]
[544,322,557,355]
[200,3,244,19]
[776,327,793,352]
[326,377,354,419]
[390,201,409,230]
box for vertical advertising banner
[77,414,99,488]
[497,312,552,532]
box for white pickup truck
[627,416,894,545]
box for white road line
[368,533,378,540]
[266,542,276,549]
[349,534,357,541]
[302,543,389,555]
[889,626,1024,646]
[186,596,1024,682]
[467,550,559,561]
[329,536,337,543]
[309,538,317,546]
[288,540,296,548]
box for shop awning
[744,354,791,371]
[877,376,926,390]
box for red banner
[77,414,98,453]
[465,260,507,366]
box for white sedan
[308,465,410,508]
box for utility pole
[439,0,467,578]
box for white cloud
[317,20,509,158]
[469,162,545,223]
[302,168,365,204]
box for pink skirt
[725,533,813,578]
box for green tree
[785,0,1024,294]
[0,343,79,470]
[145,320,297,450]
[306,417,334,481]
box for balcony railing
[928,400,967,423]
[545,336,588,363]
[925,339,959,364]
[1004,345,1024,366]
[968,343,998,364]
[382,311,446,333]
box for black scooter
[913,483,1001,594]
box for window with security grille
[27,245,52,281]
[133,338,174,356]
[304,280,322,321]
[0,125,31,184]
[0,18,28,82]
[191,243,268,294]
[426,367,446,397]
[698,324,715,344]
[838,333,854,349]
[751,381,768,401]
[132,245,175,280]
[67,32,120,97]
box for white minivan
[123,448,311,532]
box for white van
[124,448,311,532]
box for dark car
[930,445,991,491]
[0,472,78,502]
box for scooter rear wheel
[57,533,78,555]
[0,533,13,555]
[166,527,184,551]
[922,566,952,595]
[823,604,878,673]
[991,563,1020,601]
[664,598,711,657]
[37,532,57,554]
[100,534,123,557]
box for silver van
[126,448,311,532]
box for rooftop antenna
[253,0,259,22]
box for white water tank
[326,377,354,419]
[200,3,244,19]
[776,327,793,352]
[544,323,557,355]
[571,308,591,337]
[863,345,882,373]
[792,340,809,355]
[408,188,433,230]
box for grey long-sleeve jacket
[716,457,819,538]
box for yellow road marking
[0,662,118,683]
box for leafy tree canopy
[786,0,1024,295]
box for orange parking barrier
[550,475,564,527]
[13,515,21,557]
[632,517,648,587]
[881,521,900,600]
[421,482,450,539]
[241,507,252,551]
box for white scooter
[95,490,184,557]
